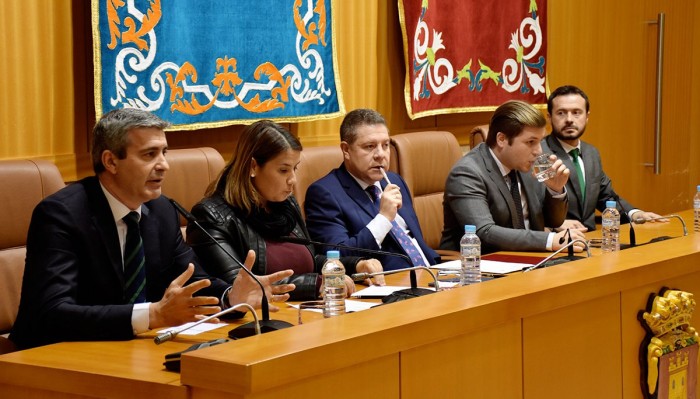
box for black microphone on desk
[523,239,591,272]
[275,236,435,301]
[611,195,636,248]
[169,199,293,339]
[350,266,439,302]
[154,303,258,344]
[557,228,574,258]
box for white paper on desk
[351,285,413,298]
[290,300,378,313]
[432,259,528,275]
[157,322,228,336]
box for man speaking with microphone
[10,109,294,350]
[305,109,440,271]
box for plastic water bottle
[322,250,346,317]
[460,225,481,285]
[602,200,620,252]
[694,185,700,233]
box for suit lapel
[84,177,125,286]
[547,135,584,215]
[580,142,598,211]
[478,144,520,228]
[336,166,378,219]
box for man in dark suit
[542,85,666,231]
[305,109,440,271]
[440,100,587,254]
[10,109,294,349]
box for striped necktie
[123,211,146,303]
[569,148,586,202]
[507,170,525,229]
[366,185,425,266]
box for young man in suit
[440,100,587,254]
[10,109,294,349]
[542,85,666,231]
[304,109,440,271]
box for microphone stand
[169,199,293,339]
[633,214,688,236]
[523,239,591,272]
[351,266,438,301]
[277,236,434,299]
[612,195,636,247]
[154,303,258,344]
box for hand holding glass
[533,154,555,182]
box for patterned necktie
[569,148,586,202]
[123,211,146,303]
[366,185,425,266]
[507,170,526,229]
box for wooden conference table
[0,209,698,399]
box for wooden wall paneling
[522,294,623,398]
[401,320,523,399]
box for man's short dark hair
[340,109,387,144]
[486,100,546,147]
[547,85,590,115]
[91,109,170,174]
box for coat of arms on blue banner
[92,0,343,129]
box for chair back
[389,131,462,250]
[0,160,65,347]
[470,124,489,149]
[161,147,226,230]
[295,145,343,218]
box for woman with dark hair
[187,120,384,300]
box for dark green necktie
[569,148,586,202]
[123,211,146,303]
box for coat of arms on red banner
[398,0,547,119]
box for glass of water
[533,153,555,182]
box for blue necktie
[123,211,146,303]
[366,185,425,266]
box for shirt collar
[347,171,381,192]
[488,147,511,177]
[555,137,581,154]
[99,181,142,223]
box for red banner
[398,0,547,119]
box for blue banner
[92,0,343,129]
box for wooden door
[548,1,696,215]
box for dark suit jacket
[440,143,568,254]
[542,135,634,231]
[304,164,440,270]
[10,176,228,349]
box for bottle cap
[326,250,340,259]
[605,200,616,208]
[696,185,700,191]
[464,225,476,233]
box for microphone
[169,199,293,339]
[523,239,591,272]
[557,228,574,258]
[611,195,636,247]
[154,303,258,344]
[632,214,688,236]
[276,236,434,301]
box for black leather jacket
[187,193,362,300]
